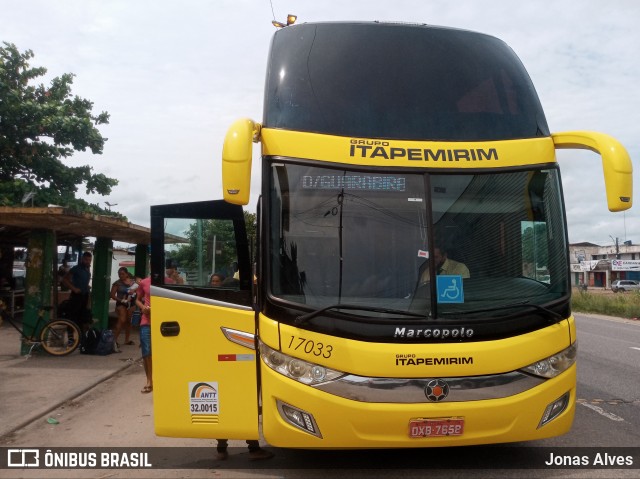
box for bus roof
[264,22,549,142]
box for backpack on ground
[80,328,101,355]
[95,329,114,356]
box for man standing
[62,251,93,331]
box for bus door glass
[150,200,259,440]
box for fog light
[277,399,322,438]
[538,391,570,428]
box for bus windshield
[268,162,570,330]
[265,22,549,140]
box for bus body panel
[258,314,574,446]
[260,362,576,447]
[152,293,259,440]
[267,315,573,377]
[261,129,557,169]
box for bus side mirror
[552,131,633,212]
[222,119,261,205]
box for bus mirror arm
[552,131,633,212]
[222,118,261,205]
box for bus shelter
[0,206,150,354]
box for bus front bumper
[260,365,576,448]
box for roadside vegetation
[571,289,640,319]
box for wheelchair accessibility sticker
[437,275,464,303]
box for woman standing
[110,267,136,352]
[135,275,152,393]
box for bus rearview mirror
[222,118,260,205]
[552,131,633,212]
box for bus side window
[163,217,239,287]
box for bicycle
[0,300,81,356]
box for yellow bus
[150,22,632,447]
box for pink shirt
[137,277,151,326]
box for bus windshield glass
[268,162,570,325]
[264,22,549,140]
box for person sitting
[210,273,225,287]
[419,245,470,284]
[433,246,470,278]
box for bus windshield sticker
[436,275,464,304]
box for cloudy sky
[3,0,638,247]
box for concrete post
[134,244,149,278]
[22,230,55,355]
[91,237,113,330]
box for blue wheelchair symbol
[436,275,464,304]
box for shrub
[571,290,640,319]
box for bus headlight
[520,343,577,379]
[260,341,345,385]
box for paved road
[574,314,640,442]
[1,313,638,478]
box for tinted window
[267,163,569,326]
[162,217,240,288]
[264,23,549,141]
[149,200,252,306]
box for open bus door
[150,200,259,440]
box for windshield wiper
[295,303,427,325]
[440,300,564,323]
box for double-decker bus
[150,22,632,447]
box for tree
[0,42,121,217]
[169,212,257,283]
[244,211,257,262]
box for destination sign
[301,175,406,192]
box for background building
[569,240,640,289]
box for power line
[269,0,277,21]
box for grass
[571,289,640,319]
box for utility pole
[610,235,620,259]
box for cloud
[2,0,638,245]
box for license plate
[409,417,464,438]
